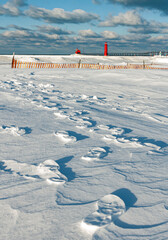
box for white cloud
[123,33,150,41]
[2,30,30,37]
[0,3,21,16]
[25,7,99,24]
[101,30,119,39]
[128,21,168,34]
[148,35,168,43]
[0,0,26,16]
[99,10,146,27]
[78,29,100,38]
[37,25,73,35]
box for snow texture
[0,54,168,240]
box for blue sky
[0,0,168,54]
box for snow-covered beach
[0,54,168,240]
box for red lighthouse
[75,48,81,54]
[104,42,108,56]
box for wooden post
[14,59,17,68]
[143,60,145,69]
[11,52,15,68]
[78,59,81,68]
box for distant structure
[11,52,15,68]
[104,42,108,56]
[75,48,81,54]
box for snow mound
[153,56,168,64]
[1,159,67,185]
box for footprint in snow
[81,147,108,161]
[81,188,137,235]
[110,127,125,135]
[100,126,167,152]
[77,95,106,105]
[54,111,69,119]
[0,159,67,185]
[75,117,96,129]
[0,125,32,136]
[73,110,90,116]
[97,125,111,131]
[103,135,142,148]
[97,125,125,135]
[54,131,76,144]
[75,119,93,129]
[81,194,126,234]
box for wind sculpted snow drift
[0,55,168,240]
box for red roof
[75,49,81,54]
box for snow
[0,54,168,240]
[81,193,126,234]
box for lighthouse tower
[104,42,108,56]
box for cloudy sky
[0,0,168,54]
